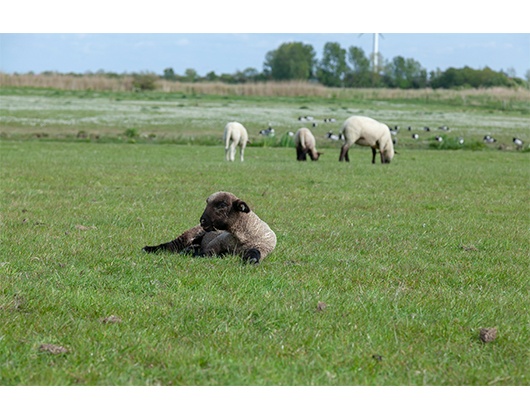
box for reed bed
[2,73,529,104]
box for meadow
[0,86,529,385]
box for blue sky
[2,33,529,79]
[2,2,529,78]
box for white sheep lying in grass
[339,116,395,164]
[294,127,322,161]
[224,121,249,162]
[143,191,276,264]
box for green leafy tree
[317,42,348,87]
[205,71,219,81]
[430,66,514,88]
[383,56,427,89]
[184,68,199,83]
[263,42,316,80]
[344,46,372,87]
[132,72,159,91]
[162,67,177,81]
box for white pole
[373,33,379,72]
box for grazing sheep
[412,133,419,139]
[339,116,395,164]
[435,135,443,142]
[458,137,465,145]
[224,121,249,162]
[294,127,322,161]
[143,191,276,264]
[513,137,523,150]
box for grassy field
[0,87,529,386]
[1,141,529,385]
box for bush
[132,72,159,91]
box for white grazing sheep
[294,127,322,161]
[224,121,249,162]
[339,116,395,164]
[143,191,276,264]
[435,135,443,142]
[412,133,419,139]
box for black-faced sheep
[143,191,276,264]
[224,121,249,162]
[294,127,321,161]
[339,116,395,164]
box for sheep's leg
[199,231,237,258]
[225,147,230,161]
[372,147,377,164]
[230,144,237,161]
[243,248,261,264]
[240,146,245,162]
[296,147,306,161]
[339,144,350,161]
[143,225,205,253]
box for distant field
[1,87,529,385]
[1,86,529,151]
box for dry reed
[1,73,529,103]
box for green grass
[1,140,528,385]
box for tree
[383,56,427,89]
[344,46,372,87]
[132,72,159,91]
[184,68,199,83]
[316,42,348,87]
[205,71,219,82]
[162,67,177,81]
[263,42,316,80]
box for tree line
[159,41,528,89]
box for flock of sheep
[143,115,395,264]
[143,115,524,265]
[224,115,395,165]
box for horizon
[2,33,529,80]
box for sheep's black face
[199,192,250,232]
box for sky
[1,33,529,79]
[1,2,529,79]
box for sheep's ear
[234,200,250,213]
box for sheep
[143,191,276,264]
[412,133,419,139]
[435,135,443,142]
[294,127,322,161]
[224,121,249,162]
[339,116,395,164]
[513,137,523,150]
